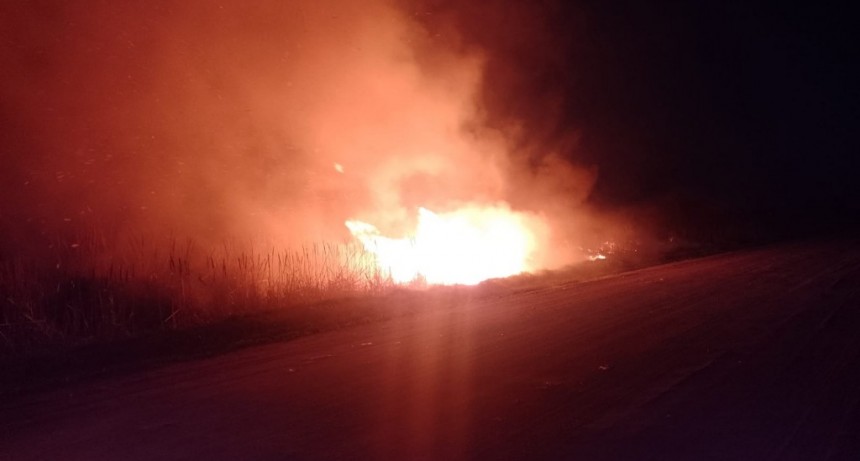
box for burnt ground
[1,240,859,460]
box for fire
[346,205,544,285]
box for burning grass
[0,230,678,353]
[0,230,676,396]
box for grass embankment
[1,236,391,352]
[0,234,403,395]
[0,233,660,397]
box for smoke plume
[1,0,616,269]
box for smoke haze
[1,0,624,269]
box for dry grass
[0,231,684,396]
[0,233,395,355]
[0,228,678,361]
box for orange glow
[346,205,544,285]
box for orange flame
[346,205,545,285]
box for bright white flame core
[346,205,544,285]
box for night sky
[419,0,859,239]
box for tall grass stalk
[0,235,393,353]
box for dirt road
[2,242,859,460]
